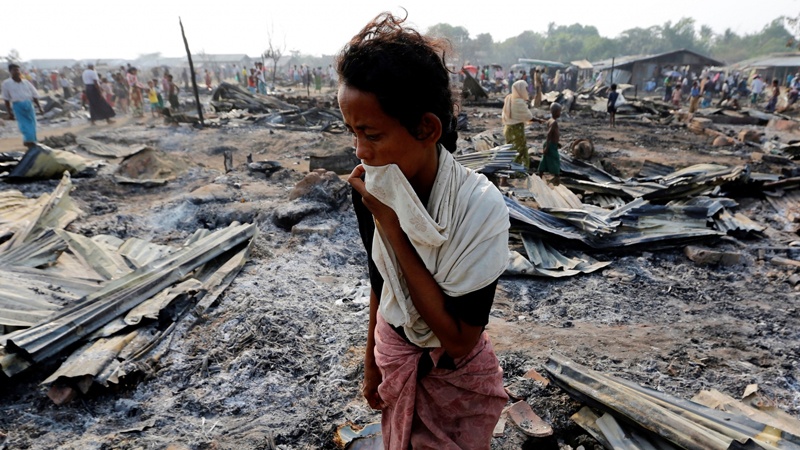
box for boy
[689,80,701,113]
[167,74,179,111]
[538,102,562,185]
[607,84,619,128]
[147,80,161,117]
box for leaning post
[179,17,204,127]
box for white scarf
[502,80,533,125]
[364,148,509,347]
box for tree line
[427,17,794,68]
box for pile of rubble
[0,173,256,404]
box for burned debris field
[0,84,799,450]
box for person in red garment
[337,12,509,449]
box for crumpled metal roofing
[506,178,724,250]
[3,222,255,368]
[0,174,257,401]
[547,354,800,450]
[560,159,751,203]
[454,145,528,176]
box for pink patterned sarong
[375,314,507,449]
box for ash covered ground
[0,97,798,450]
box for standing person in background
[83,64,115,125]
[533,68,543,107]
[181,68,189,90]
[664,76,673,102]
[39,70,49,93]
[59,72,73,98]
[2,63,44,148]
[204,69,212,90]
[337,12,509,449]
[701,76,713,108]
[167,74,179,111]
[527,68,534,96]
[671,81,682,108]
[161,71,171,97]
[327,64,336,88]
[538,102,562,185]
[502,80,534,169]
[248,69,257,93]
[314,67,322,93]
[750,74,765,107]
[257,63,267,94]
[765,79,780,112]
[607,84,619,128]
[147,80,161,117]
[50,70,59,92]
[303,66,312,95]
[113,73,129,114]
[689,80,701,113]
[101,76,114,107]
[127,67,145,117]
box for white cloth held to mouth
[364,148,509,348]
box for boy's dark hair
[611,84,617,90]
[335,12,457,151]
[8,63,20,71]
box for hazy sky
[3,0,798,61]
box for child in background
[671,83,682,107]
[147,80,160,117]
[167,74,179,111]
[689,80,701,113]
[101,77,114,107]
[153,79,164,111]
[607,84,619,128]
[538,102,562,185]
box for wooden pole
[179,17,204,127]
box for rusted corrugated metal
[547,355,800,450]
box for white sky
[4,0,798,61]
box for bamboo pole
[179,17,204,127]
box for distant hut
[591,49,722,90]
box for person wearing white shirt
[59,72,73,98]
[2,63,44,147]
[82,63,115,125]
[750,75,765,106]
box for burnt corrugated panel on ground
[2,222,256,372]
[637,159,676,179]
[454,146,528,176]
[547,354,800,450]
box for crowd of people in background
[4,57,800,153]
[652,66,800,113]
[2,61,342,124]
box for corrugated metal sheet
[730,52,800,69]
[0,174,257,394]
[3,222,256,370]
[0,173,81,251]
[76,136,145,158]
[454,146,528,176]
[638,160,676,179]
[715,209,767,235]
[592,49,723,71]
[547,355,800,450]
